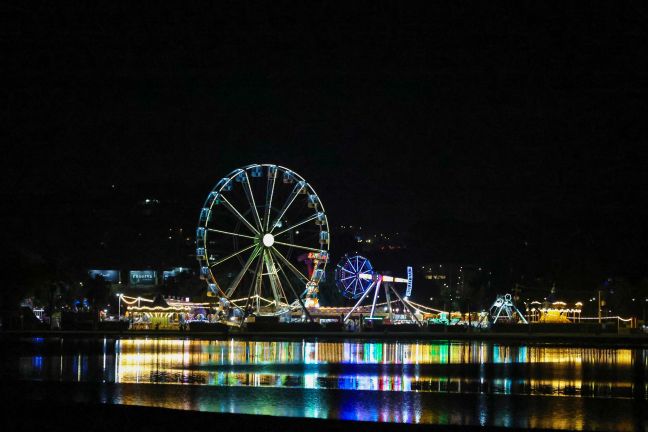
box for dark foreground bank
[0,398,571,432]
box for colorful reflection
[102,339,643,399]
[7,337,646,431]
[113,338,635,367]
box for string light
[580,316,633,322]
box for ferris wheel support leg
[272,250,314,322]
[264,250,288,313]
[389,286,423,326]
[241,258,264,326]
[344,281,376,322]
[263,251,278,304]
[369,278,382,318]
[276,263,312,322]
[384,282,393,321]
[284,275,313,323]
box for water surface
[2,337,646,430]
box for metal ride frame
[335,255,422,326]
[196,164,330,322]
[490,293,528,324]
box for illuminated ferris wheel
[335,254,374,299]
[196,164,329,319]
[334,254,420,325]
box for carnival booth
[526,300,583,323]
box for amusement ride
[488,293,528,324]
[196,164,329,320]
[195,164,455,326]
[334,254,421,325]
[193,163,605,328]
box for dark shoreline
[3,378,602,432]
[0,398,569,432]
[2,329,647,347]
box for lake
[1,337,646,430]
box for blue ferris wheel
[335,254,375,299]
[334,253,421,326]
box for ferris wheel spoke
[341,275,356,281]
[263,169,277,231]
[362,280,372,291]
[346,257,357,272]
[219,194,260,235]
[225,246,262,297]
[275,272,289,306]
[352,278,360,296]
[276,264,300,299]
[210,243,257,267]
[272,240,323,253]
[242,171,264,231]
[274,214,318,237]
[270,247,310,284]
[358,259,367,272]
[207,228,257,240]
[270,184,301,233]
[340,267,354,274]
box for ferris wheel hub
[262,233,275,247]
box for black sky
[4,2,648,272]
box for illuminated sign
[129,270,158,286]
[406,266,413,297]
[307,251,329,261]
[88,270,121,284]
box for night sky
[4,3,648,289]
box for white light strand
[119,295,154,305]
[404,299,447,313]
[579,316,633,322]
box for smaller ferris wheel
[335,254,374,299]
[334,254,421,325]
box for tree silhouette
[84,274,111,328]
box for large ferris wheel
[196,164,330,320]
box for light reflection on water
[109,339,639,396]
[5,337,647,431]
